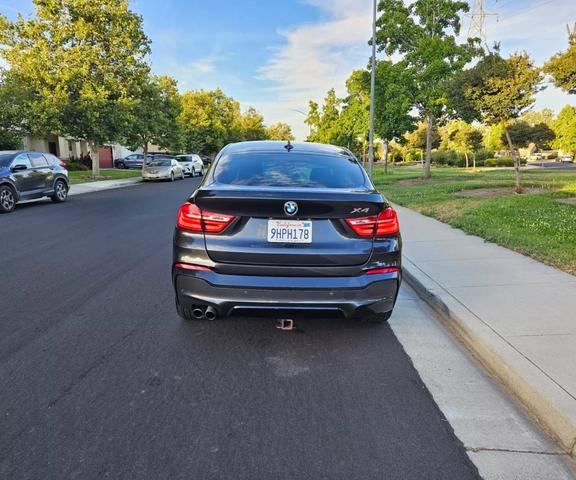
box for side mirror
[11,164,27,172]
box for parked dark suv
[115,153,144,169]
[172,141,402,323]
[0,151,69,214]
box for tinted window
[126,154,137,160]
[28,152,49,167]
[147,159,171,167]
[0,154,15,168]
[12,154,32,169]
[213,153,367,188]
[45,154,61,166]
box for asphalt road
[0,178,480,480]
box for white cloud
[256,0,373,140]
[258,0,576,140]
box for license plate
[267,219,312,243]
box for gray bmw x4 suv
[172,141,401,323]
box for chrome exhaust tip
[192,308,205,319]
[205,306,218,321]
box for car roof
[221,141,353,157]
[0,150,24,156]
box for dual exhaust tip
[192,306,218,321]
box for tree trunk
[383,140,389,175]
[142,142,149,175]
[464,151,469,169]
[424,114,433,179]
[504,127,522,193]
[473,151,476,170]
[90,143,100,177]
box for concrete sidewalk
[69,177,142,196]
[396,204,576,458]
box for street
[0,178,486,479]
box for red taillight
[60,161,67,168]
[365,267,399,275]
[345,208,399,237]
[174,263,211,272]
[177,203,235,234]
[375,208,400,236]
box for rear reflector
[345,208,400,237]
[366,267,399,275]
[174,263,211,272]
[177,203,235,234]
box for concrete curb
[68,177,142,196]
[402,256,576,458]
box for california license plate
[267,219,312,243]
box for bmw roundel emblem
[284,201,298,216]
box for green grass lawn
[373,166,576,275]
[68,168,142,185]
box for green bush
[485,157,527,167]
[65,160,90,171]
[432,150,466,167]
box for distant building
[23,134,138,168]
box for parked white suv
[176,154,205,177]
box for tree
[551,105,576,153]
[375,0,480,178]
[266,122,295,141]
[372,60,416,173]
[544,24,576,95]
[484,123,505,152]
[305,89,342,144]
[240,107,267,141]
[466,129,484,169]
[124,75,182,167]
[178,89,243,156]
[405,122,439,162]
[460,52,543,192]
[330,71,370,156]
[0,0,151,176]
[520,108,554,127]
[0,75,26,149]
[440,120,480,167]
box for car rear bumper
[173,269,401,318]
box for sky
[1,0,575,140]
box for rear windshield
[147,159,171,167]
[213,153,367,188]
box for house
[23,134,138,168]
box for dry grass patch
[455,187,549,198]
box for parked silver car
[142,156,185,182]
[176,154,205,177]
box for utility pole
[368,0,377,179]
[466,0,497,49]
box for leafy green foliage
[124,75,183,157]
[266,122,295,141]
[463,53,544,125]
[373,61,416,142]
[240,107,267,141]
[375,0,481,177]
[405,122,439,150]
[551,105,576,153]
[505,121,555,149]
[178,88,243,155]
[544,28,576,95]
[0,0,151,174]
[457,51,543,191]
